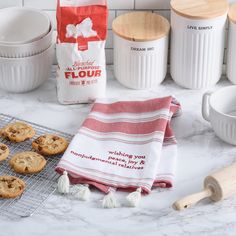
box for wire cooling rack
[0,113,73,219]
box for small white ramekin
[0,44,54,93]
[0,24,53,58]
[202,86,236,145]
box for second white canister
[227,3,236,84]
[170,0,228,89]
[112,12,170,89]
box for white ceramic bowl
[0,24,53,58]
[202,86,236,145]
[0,44,54,93]
[0,7,50,45]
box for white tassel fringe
[70,184,91,201]
[102,191,120,209]
[126,187,142,207]
[57,171,70,194]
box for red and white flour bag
[56,0,108,104]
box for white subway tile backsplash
[153,10,170,21]
[135,0,170,9]
[0,0,22,8]
[45,10,57,30]
[108,10,115,29]
[53,31,57,44]
[107,0,134,10]
[23,0,56,10]
[116,10,137,17]
[106,30,113,49]
[105,49,113,64]
[53,47,57,65]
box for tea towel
[56,96,181,195]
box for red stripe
[83,118,168,134]
[81,127,174,139]
[164,122,174,138]
[92,96,173,114]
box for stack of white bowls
[0,7,54,93]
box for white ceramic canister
[112,12,170,89]
[227,3,236,84]
[170,0,228,89]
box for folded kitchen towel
[55,96,181,195]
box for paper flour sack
[56,0,108,104]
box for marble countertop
[0,66,236,236]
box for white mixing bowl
[0,44,54,93]
[0,24,53,58]
[0,7,50,45]
[202,86,236,145]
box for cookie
[1,122,35,142]
[9,151,47,174]
[0,143,9,161]
[32,134,68,155]
[0,176,25,198]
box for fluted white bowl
[0,24,53,58]
[202,86,236,145]
[0,7,50,45]
[0,44,54,93]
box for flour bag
[56,0,108,104]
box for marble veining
[0,66,236,236]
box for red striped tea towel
[56,96,181,194]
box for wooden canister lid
[171,0,229,20]
[112,12,170,42]
[229,3,236,24]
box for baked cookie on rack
[0,143,9,161]
[9,151,47,174]
[0,176,25,198]
[32,134,68,155]
[0,122,35,142]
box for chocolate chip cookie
[0,176,25,198]
[9,151,47,174]
[0,143,9,161]
[1,122,36,142]
[32,134,68,155]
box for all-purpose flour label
[56,0,108,104]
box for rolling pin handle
[173,188,212,211]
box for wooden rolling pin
[173,163,236,210]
